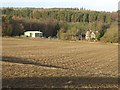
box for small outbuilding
[24,31,43,37]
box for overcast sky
[1,0,119,12]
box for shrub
[100,23,118,43]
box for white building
[85,30,98,41]
[85,31,91,40]
[24,31,43,37]
[91,32,96,39]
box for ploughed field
[2,37,118,88]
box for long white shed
[24,31,43,37]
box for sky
[1,0,120,12]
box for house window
[35,33,40,37]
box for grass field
[2,37,118,88]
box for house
[24,31,43,37]
[85,30,98,41]
[91,32,96,39]
[85,30,91,40]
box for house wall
[85,31,91,40]
[91,32,96,39]
[24,32,43,37]
[24,32,35,37]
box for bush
[100,23,118,43]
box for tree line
[2,8,113,23]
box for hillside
[2,8,118,42]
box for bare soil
[2,37,118,88]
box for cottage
[85,31,91,40]
[24,31,43,37]
[85,30,98,41]
[91,32,96,39]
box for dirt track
[2,37,118,88]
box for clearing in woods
[2,37,118,88]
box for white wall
[24,31,43,37]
